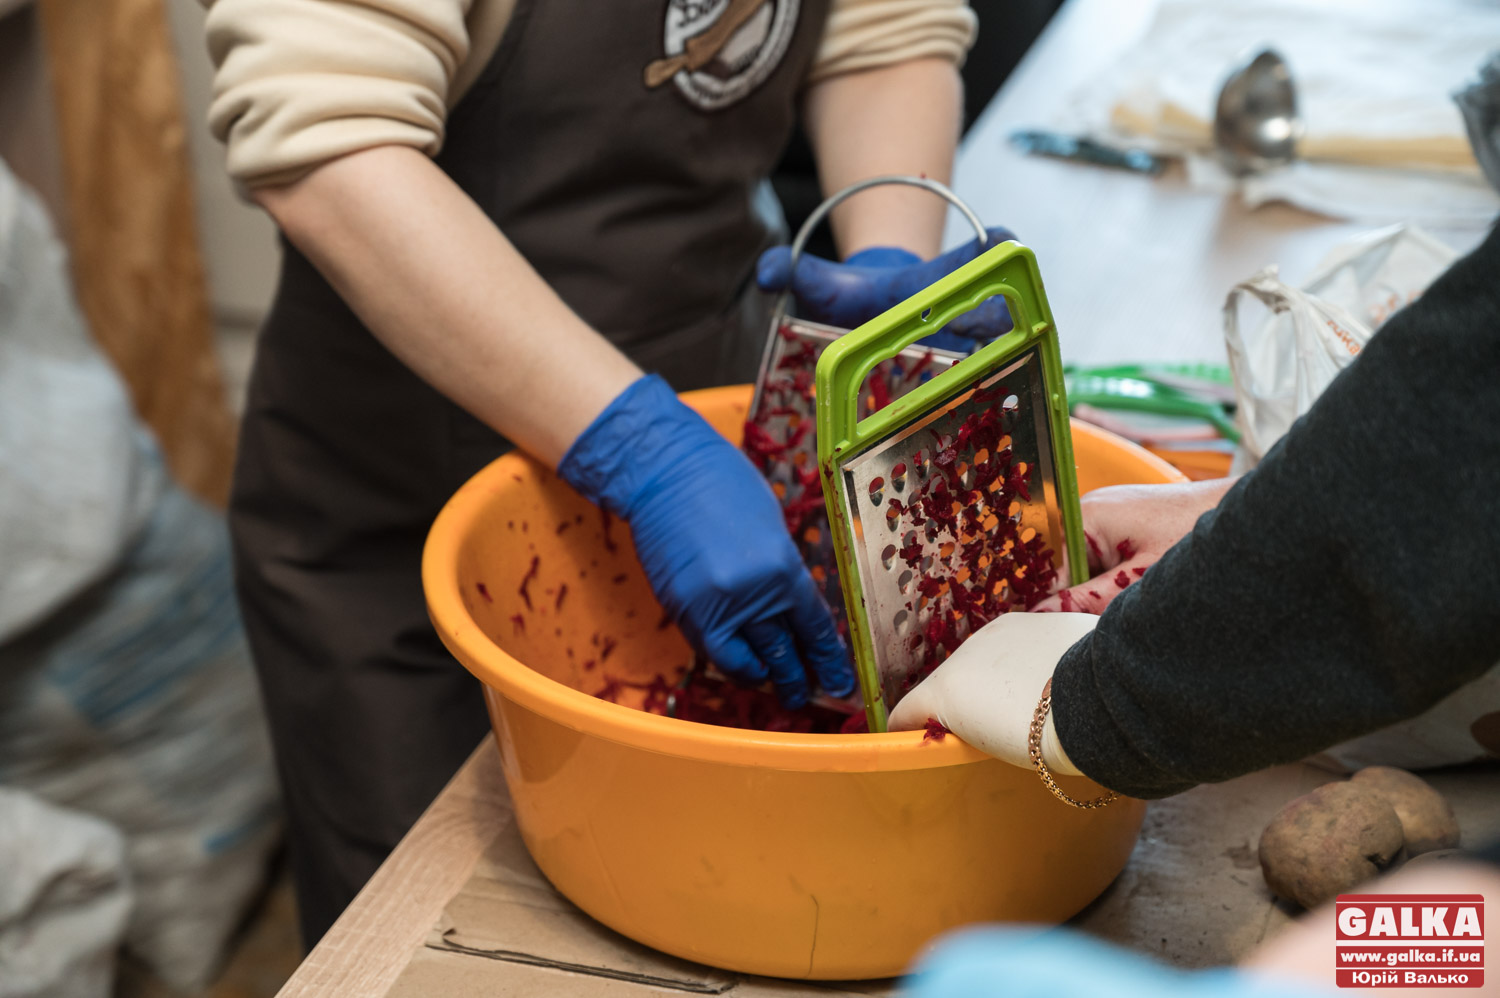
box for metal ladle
[1213,48,1304,176]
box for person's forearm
[253,145,641,466]
[1051,223,1500,798]
[802,57,962,259]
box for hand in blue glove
[559,375,854,708]
[756,227,1018,353]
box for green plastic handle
[1067,372,1242,442]
[814,241,1087,731]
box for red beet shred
[592,670,856,734]
[517,555,540,610]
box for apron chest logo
[645,0,799,110]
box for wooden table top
[274,744,510,998]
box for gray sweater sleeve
[1051,223,1500,800]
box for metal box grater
[817,242,1087,732]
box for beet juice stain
[517,555,541,610]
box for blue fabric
[756,227,1018,353]
[559,375,854,707]
[909,928,1337,998]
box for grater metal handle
[770,175,992,332]
[752,176,991,421]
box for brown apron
[229,0,829,945]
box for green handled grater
[816,242,1087,732]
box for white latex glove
[888,612,1098,773]
[1031,479,1237,615]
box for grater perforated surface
[834,347,1070,709]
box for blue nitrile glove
[558,375,855,708]
[908,928,1337,998]
[756,226,1018,353]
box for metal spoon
[1213,48,1304,176]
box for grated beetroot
[592,669,855,734]
[922,717,951,743]
[476,582,493,602]
[880,392,1061,694]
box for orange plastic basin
[423,385,1187,980]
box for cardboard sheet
[385,814,895,998]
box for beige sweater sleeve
[203,0,976,190]
[808,0,976,86]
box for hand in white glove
[888,612,1098,773]
[1031,478,1237,615]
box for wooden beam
[36,0,235,505]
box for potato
[1258,782,1405,909]
[1402,848,1468,871]
[1350,765,1461,855]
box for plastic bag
[0,160,281,992]
[1222,224,1458,472]
[1223,224,1498,772]
[0,787,132,998]
[0,160,166,645]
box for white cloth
[1058,0,1500,226]
[1186,156,1500,230]
[0,789,133,998]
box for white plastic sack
[1223,224,1458,471]
[0,160,281,992]
[0,475,283,994]
[1223,224,1498,772]
[0,788,132,998]
[0,161,167,645]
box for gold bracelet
[1028,678,1119,809]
